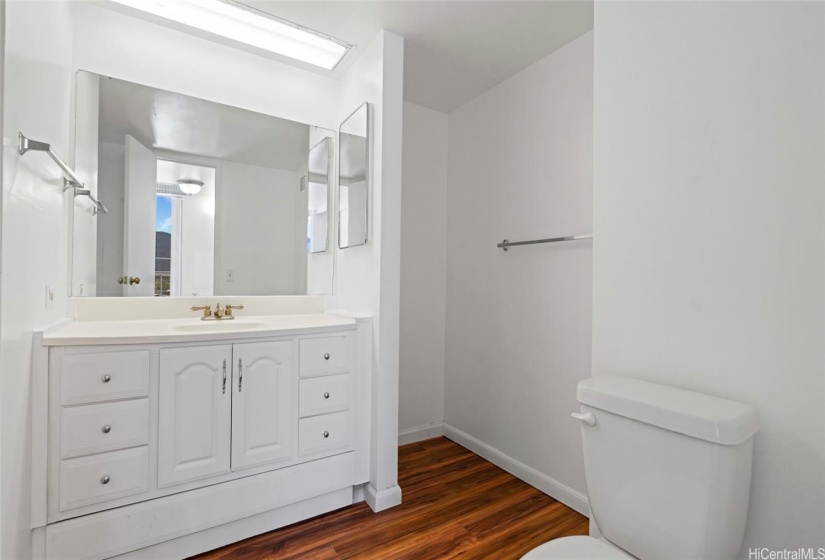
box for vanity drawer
[299,374,350,418]
[299,336,352,377]
[59,446,148,512]
[298,411,352,457]
[60,350,150,406]
[60,399,149,459]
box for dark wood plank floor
[193,437,589,560]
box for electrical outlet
[226,269,234,282]
[45,284,55,310]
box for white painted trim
[442,423,590,517]
[364,483,402,512]
[398,423,444,446]
[31,332,49,529]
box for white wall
[71,70,99,296]
[178,169,216,297]
[331,30,405,509]
[399,101,448,440]
[215,161,301,295]
[1,2,74,558]
[592,2,824,555]
[444,31,593,513]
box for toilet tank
[576,376,759,560]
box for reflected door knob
[117,276,127,285]
[129,276,141,285]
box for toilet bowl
[522,536,634,559]
[521,375,759,560]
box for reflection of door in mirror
[124,135,157,296]
[75,71,336,297]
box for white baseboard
[398,423,444,445]
[364,483,402,512]
[442,423,590,517]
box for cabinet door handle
[238,358,243,392]
[222,360,227,394]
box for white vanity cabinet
[158,344,233,487]
[34,319,371,560]
[229,340,294,470]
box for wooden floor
[194,437,589,560]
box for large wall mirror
[71,71,334,297]
[338,102,369,249]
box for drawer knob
[323,431,330,438]
[324,392,330,399]
[102,425,111,434]
[101,475,110,485]
[102,374,112,383]
[324,353,330,360]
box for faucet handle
[191,305,212,319]
[225,304,244,317]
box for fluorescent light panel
[110,0,351,70]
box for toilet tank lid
[577,375,759,445]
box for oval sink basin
[172,320,266,333]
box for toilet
[523,375,759,560]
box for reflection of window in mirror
[155,161,216,297]
[154,195,173,296]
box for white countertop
[42,314,357,346]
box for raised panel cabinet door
[158,345,232,488]
[231,341,294,471]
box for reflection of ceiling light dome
[177,179,203,195]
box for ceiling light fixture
[109,0,352,70]
[177,179,204,195]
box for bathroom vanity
[30,312,372,560]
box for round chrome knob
[323,431,330,438]
[324,353,330,360]
[102,425,111,434]
[101,475,110,485]
[324,392,330,399]
[102,374,111,383]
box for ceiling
[244,1,594,112]
[98,75,311,170]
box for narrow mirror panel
[338,103,369,249]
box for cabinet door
[231,341,294,471]
[158,345,232,488]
